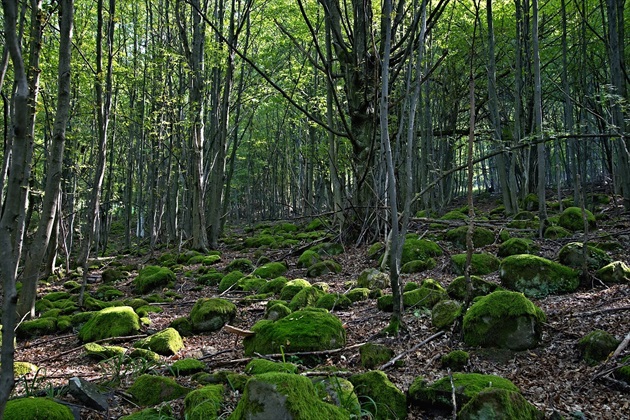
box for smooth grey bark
[17,0,73,319]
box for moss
[84,342,126,359]
[134,328,184,356]
[170,358,206,376]
[56,316,73,333]
[315,293,352,311]
[225,258,254,273]
[441,350,469,371]
[440,210,468,221]
[543,225,572,239]
[120,407,175,420]
[229,372,350,419]
[311,242,345,256]
[596,261,630,284]
[256,276,287,294]
[135,305,163,317]
[446,226,495,249]
[305,218,325,231]
[359,343,394,369]
[13,362,38,377]
[42,291,71,302]
[134,266,176,294]
[458,388,543,420]
[264,303,292,321]
[558,242,612,270]
[184,385,224,420]
[401,258,437,274]
[188,255,221,266]
[408,372,519,410]
[401,238,442,266]
[218,270,244,293]
[17,318,57,338]
[447,276,501,301]
[253,262,288,279]
[403,279,448,309]
[357,268,390,290]
[312,376,361,417]
[349,370,407,420]
[197,271,224,286]
[577,329,620,365]
[279,279,312,300]
[451,253,501,276]
[245,358,298,375]
[558,206,596,231]
[288,287,326,311]
[190,298,236,332]
[128,348,161,363]
[78,306,140,342]
[431,300,462,330]
[346,288,370,303]
[51,298,78,313]
[41,308,62,319]
[70,311,95,327]
[306,260,342,277]
[498,238,536,257]
[127,374,189,406]
[4,397,74,420]
[499,254,579,298]
[521,193,539,211]
[243,309,346,355]
[237,275,267,292]
[102,268,124,283]
[177,250,204,263]
[404,282,420,292]
[615,355,630,383]
[462,291,546,350]
[367,242,385,260]
[122,298,149,310]
[377,294,394,311]
[297,250,321,269]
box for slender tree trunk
[532,0,547,235]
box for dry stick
[612,330,630,359]
[569,306,630,317]
[379,331,445,370]
[38,334,147,363]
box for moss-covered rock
[188,254,221,266]
[84,342,126,359]
[236,275,267,292]
[102,268,124,283]
[451,253,500,275]
[243,308,346,356]
[4,397,74,420]
[359,343,394,369]
[170,358,206,376]
[312,376,361,417]
[408,372,519,410]
[447,275,501,301]
[346,288,370,303]
[225,258,254,273]
[558,206,596,231]
[244,358,298,375]
[499,254,579,298]
[134,266,176,294]
[253,262,288,279]
[441,350,470,371]
[128,348,161,363]
[348,370,407,420]
[190,298,236,333]
[403,279,448,309]
[577,329,620,365]
[78,306,140,342]
[169,317,194,337]
[401,238,442,266]
[401,258,437,274]
[367,242,385,260]
[315,293,352,311]
[543,225,572,239]
[297,250,321,269]
[197,271,224,286]
[17,318,57,338]
[311,242,345,256]
[498,238,537,257]
[279,279,312,300]
[288,287,327,311]
[42,291,71,302]
[558,242,612,270]
[184,385,224,420]
[440,210,468,221]
[446,226,495,249]
[218,270,244,293]
[462,291,546,350]
[127,374,189,406]
[258,276,289,294]
[12,361,38,377]
[229,372,350,419]
[134,328,184,356]
[432,300,462,330]
[120,407,176,420]
[357,268,389,290]
[306,260,342,277]
[264,303,292,321]
[615,355,630,384]
[458,388,543,419]
[596,261,630,284]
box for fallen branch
[378,331,446,370]
[38,334,147,363]
[613,330,630,359]
[569,306,630,318]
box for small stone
[68,377,109,411]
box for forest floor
[13,194,630,419]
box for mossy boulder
[169,317,194,337]
[4,397,74,420]
[440,210,468,221]
[243,308,346,355]
[458,388,543,419]
[499,254,579,298]
[446,226,495,249]
[225,258,254,273]
[306,260,342,277]
[312,376,361,417]
[184,385,224,420]
[84,342,126,359]
[403,279,448,309]
[218,270,244,293]
[615,355,630,384]
[127,374,189,406]
[462,291,546,350]
[498,238,537,257]
[432,300,462,330]
[401,258,436,274]
[408,372,519,410]
[346,288,370,303]
[522,193,539,211]
[558,206,596,231]
[128,348,161,363]
[190,298,237,333]
[17,318,57,338]
[577,329,620,365]
[197,271,224,286]
[447,276,501,301]
[558,242,612,270]
[264,303,292,321]
[367,242,385,260]
[78,306,140,342]
[236,275,267,292]
[401,238,442,265]
[279,279,312,300]
[543,225,572,239]
[134,266,176,294]
[134,328,184,356]
[13,361,38,377]
[297,250,321,269]
[120,407,175,420]
[229,372,350,419]
[348,370,407,420]
[102,268,124,283]
[357,268,389,290]
[441,350,470,371]
[596,261,630,284]
[42,291,71,302]
[311,242,345,256]
[360,343,394,369]
[188,254,221,266]
[253,262,288,279]
[170,358,206,376]
[451,253,500,276]
[245,358,298,375]
[315,293,352,311]
[258,276,289,294]
[288,287,326,311]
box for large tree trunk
[17,0,73,319]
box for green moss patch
[596,261,630,284]
[447,275,501,300]
[451,253,500,275]
[544,225,572,239]
[190,298,236,333]
[127,374,189,406]
[403,279,448,309]
[346,288,370,303]
[170,358,206,376]
[134,266,176,294]
[4,397,74,420]
[218,270,244,293]
[458,388,542,419]
[558,206,596,231]
[84,342,126,359]
[225,258,254,273]
[17,318,57,338]
[441,350,470,371]
[558,242,612,270]
[401,238,442,266]
[78,306,140,342]
[315,293,352,311]
[432,300,462,330]
[288,287,326,311]
[577,329,620,365]
[134,328,184,356]
[401,258,436,274]
[258,276,289,294]
[264,303,292,321]
[253,262,288,279]
[359,344,394,369]
[306,260,342,277]
[279,279,312,300]
[245,358,298,375]
[184,385,224,420]
[128,348,161,363]
[446,226,495,249]
[498,238,537,257]
[357,269,389,290]
[297,250,321,269]
[349,370,407,420]
[499,254,579,298]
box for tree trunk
[532,0,547,235]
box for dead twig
[378,331,446,370]
[38,334,147,363]
[569,306,630,317]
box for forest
[0,0,629,418]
